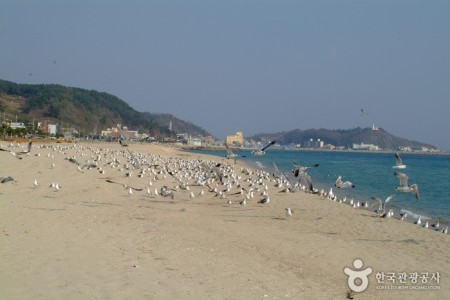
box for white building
[352,143,379,151]
[48,124,57,135]
[10,122,26,130]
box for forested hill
[0,79,210,137]
[251,127,437,150]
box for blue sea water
[190,149,450,224]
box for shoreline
[182,145,450,156]
[188,147,450,227]
[1,141,449,299]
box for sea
[189,149,450,225]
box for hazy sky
[1,1,449,150]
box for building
[352,143,379,151]
[10,122,26,130]
[226,131,244,145]
[306,139,324,149]
[48,124,57,135]
[187,138,202,147]
[100,124,138,140]
[203,135,215,146]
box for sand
[1,141,449,300]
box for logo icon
[344,258,373,293]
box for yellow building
[226,131,244,145]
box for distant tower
[169,119,173,131]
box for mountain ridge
[0,79,211,137]
[250,127,437,150]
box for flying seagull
[117,126,130,147]
[291,161,319,177]
[393,152,406,169]
[252,140,276,156]
[394,172,419,199]
[0,176,15,183]
[370,195,394,216]
[224,143,246,159]
[0,141,32,159]
[360,108,368,117]
[334,175,355,188]
[105,179,143,191]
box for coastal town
[1,118,441,153]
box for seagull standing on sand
[258,195,270,204]
[394,172,419,199]
[251,140,276,156]
[160,186,175,199]
[393,152,407,169]
[285,208,293,218]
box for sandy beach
[1,141,449,300]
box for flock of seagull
[0,139,448,234]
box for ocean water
[190,149,450,224]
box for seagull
[291,161,319,175]
[370,195,394,216]
[393,152,406,169]
[239,199,247,206]
[117,126,130,147]
[394,172,419,199]
[285,208,293,218]
[401,212,407,221]
[432,220,440,228]
[295,170,315,193]
[251,140,276,156]
[224,143,246,159]
[51,182,61,191]
[334,176,355,188]
[327,187,335,199]
[105,179,143,191]
[0,141,32,159]
[160,186,175,199]
[360,108,368,117]
[258,196,270,204]
[33,178,39,188]
[0,176,15,183]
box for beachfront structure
[226,131,244,145]
[352,143,379,151]
[101,124,138,140]
[306,139,324,149]
[37,121,58,135]
[187,138,202,147]
[9,122,26,130]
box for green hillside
[0,79,210,137]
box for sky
[1,0,450,150]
